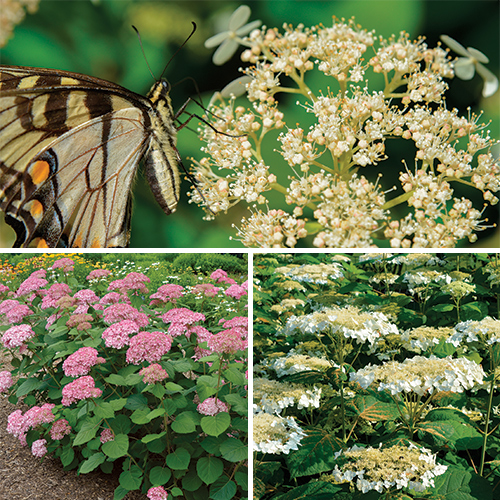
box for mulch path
[0,351,145,500]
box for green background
[1,0,498,248]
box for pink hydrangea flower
[0,370,13,392]
[207,328,247,355]
[74,289,99,305]
[139,363,169,384]
[126,331,172,365]
[25,403,55,428]
[30,269,46,279]
[147,486,168,500]
[86,269,111,281]
[0,284,10,294]
[41,283,72,309]
[2,324,35,348]
[100,292,127,305]
[61,376,102,406]
[50,419,72,440]
[51,258,74,272]
[224,284,247,300]
[6,304,33,324]
[15,277,48,297]
[63,347,105,377]
[220,316,248,338]
[197,397,229,416]
[0,299,20,315]
[160,308,205,337]
[108,272,150,294]
[7,410,29,445]
[191,326,213,361]
[149,284,184,305]
[210,269,228,282]
[102,320,139,349]
[100,428,115,443]
[103,303,148,327]
[31,438,47,458]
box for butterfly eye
[161,80,171,92]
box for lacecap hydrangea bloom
[253,412,306,454]
[193,9,499,248]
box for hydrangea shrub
[0,257,248,500]
[254,252,499,499]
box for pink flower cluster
[147,486,168,500]
[126,331,172,365]
[108,272,150,294]
[150,284,184,305]
[7,403,55,446]
[191,326,213,361]
[0,370,13,392]
[86,269,111,281]
[73,289,99,305]
[220,316,248,338]
[0,284,9,294]
[51,257,74,272]
[102,320,139,349]
[100,291,127,305]
[192,283,220,297]
[196,397,229,416]
[61,376,102,406]
[207,328,247,355]
[66,313,93,331]
[161,307,205,337]
[210,269,236,284]
[31,438,47,458]
[139,363,169,384]
[15,276,48,298]
[41,283,72,309]
[100,428,114,443]
[0,300,33,324]
[50,418,72,440]
[103,303,148,327]
[2,324,35,349]
[224,284,247,300]
[63,347,105,377]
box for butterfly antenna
[159,22,197,80]
[132,25,156,81]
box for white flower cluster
[279,263,344,284]
[403,271,451,296]
[253,413,307,454]
[350,355,485,395]
[281,307,399,347]
[266,353,333,377]
[447,317,500,346]
[332,444,448,493]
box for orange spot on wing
[73,235,83,248]
[30,161,51,185]
[37,239,49,248]
[29,200,43,218]
[91,238,102,248]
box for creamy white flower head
[253,413,306,454]
[448,317,500,346]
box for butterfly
[0,64,182,247]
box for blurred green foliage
[1,0,498,248]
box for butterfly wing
[0,65,161,247]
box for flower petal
[213,38,240,65]
[205,31,229,49]
[454,58,475,80]
[221,76,252,98]
[229,5,251,31]
[467,46,489,64]
[236,19,262,37]
[440,35,469,57]
[475,63,499,97]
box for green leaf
[113,485,129,500]
[347,394,400,422]
[102,434,129,458]
[119,469,143,491]
[109,398,127,411]
[223,393,247,416]
[16,378,43,397]
[209,476,237,500]
[432,467,493,500]
[285,429,343,479]
[61,446,75,467]
[201,413,231,437]
[142,431,167,443]
[171,411,200,434]
[79,452,106,474]
[417,420,482,451]
[125,393,148,410]
[131,408,151,425]
[73,418,100,446]
[182,468,203,491]
[197,456,224,485]
[274,481,343,500]
[109,414,132,435]
[165,382,185,393]
[93,402,116,420]
[223,366,246,386]
[149,466,171,486]
[105,374,127,385]
[235,471,247,490]
[165,447,191,470]
[219,438,247,462]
